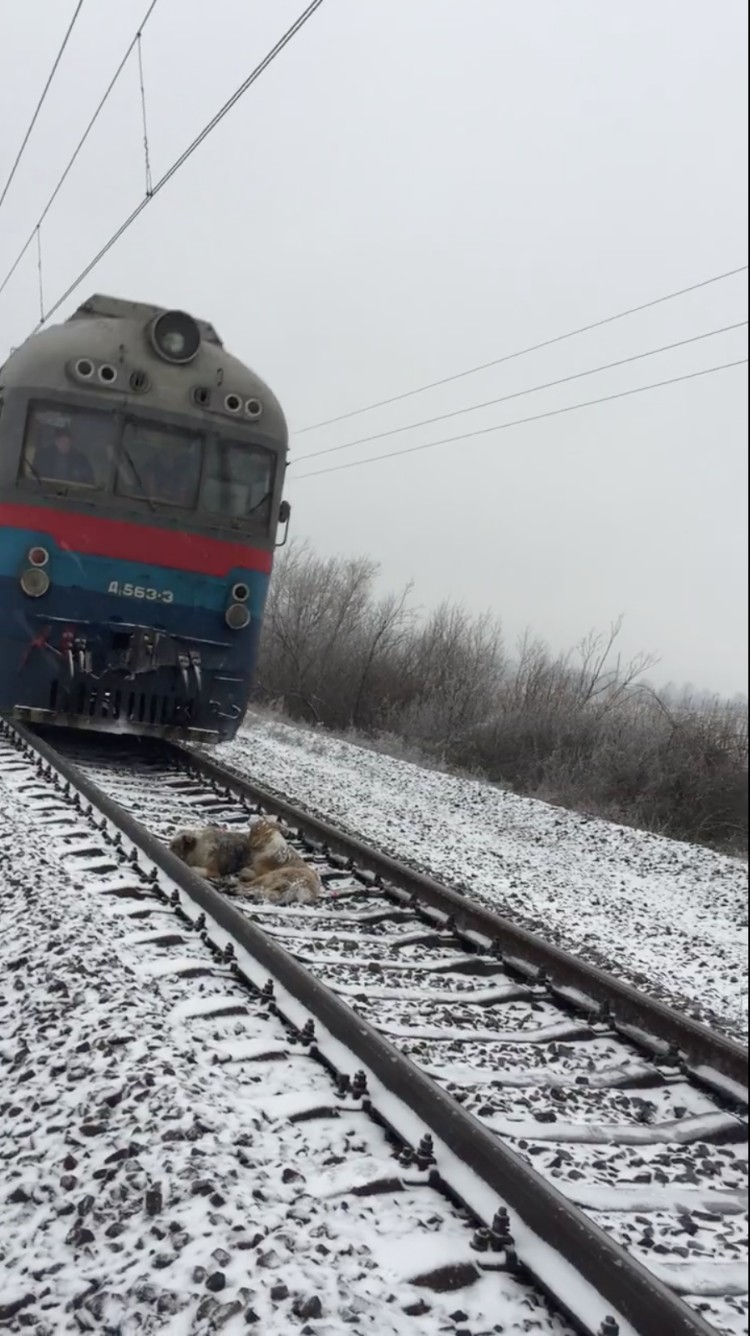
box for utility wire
[294,320,748,464]
[0,0,86,214]
[136,31,154,198]
[31,0,325,333]
[295,264,749,434]
[292,358,748,480]
[0,0,160,304]
[35,227,44,324]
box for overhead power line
[293,320,748,464]
[29,0,324,334]
[292,358,748,480]
[295,264,749,434]
[0,0,86,214]
[0,0,160,305]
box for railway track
[3,718,748,1336]
[0,727,577,1336]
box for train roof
[0,295,287,442]
[69,294,223,347]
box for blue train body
[0,296,289,741]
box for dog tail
[238,868,320,906]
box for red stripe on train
[0,503,273,577]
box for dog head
[170,830,198,860]
[247,816,281,851]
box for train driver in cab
[34,427,95,487]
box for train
[0,294,290,743]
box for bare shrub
[381,604,505,755]
[256,541,413,730]
[255,545,748,853]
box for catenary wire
[0,0,160,304]
[35,227,44,323]
[295,264,749,433]
[0,1,86,214]
[293,320,748,464]
[292,358,748,480]
[30,0,325,333]
[136,32,154,197]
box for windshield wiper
[121,445,156,512]
[24,459,69,495]
[247,489,272,517]
[24,458,44,485]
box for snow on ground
[0,746,573,1336]
[216,715,748,1044]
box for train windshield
[19,406,277,528]
[116,420,202,508]
[200,439,275,522]
[22,405,113,489]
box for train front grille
[48,680,195,727]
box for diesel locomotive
[0,294,290,742]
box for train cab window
[200,439,275,522]
[21,406,112,489]
[116,421,202,508]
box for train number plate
[108,581,174,604]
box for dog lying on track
[169,816,322,906]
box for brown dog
[239,816,322,905]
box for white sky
[0,0,747,695]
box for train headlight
[231,582,250,602]
[150,310,201,365]
[21,567,50,598]
[225,602,250,630]
[28,546,49,567]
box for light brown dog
[169,816,322,906]
[238,816,322,905]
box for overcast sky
[1,0,746,695]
